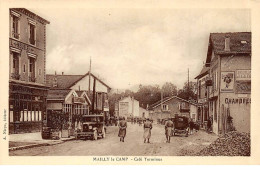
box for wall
[190,104,197,121]
[139,107,149,118]
[219,55,251,133]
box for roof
[12,8,50,24]
[75,90,85,97]
[194,65,210,79]
[46,74,83,89]
[206,32,251,64]
[150,96,197,109]
[46,72,111,90]
[69,72,111,90]
[47,89,71,100]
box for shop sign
[9,39,35,53]
[236,81,251,94]
[225,98,251,104]
[236,70,251,81]
[221,72,234,92]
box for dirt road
[9,123,217,156]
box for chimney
[224,35,230,51]
[62,72,64,75]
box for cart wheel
[93,130,98,140]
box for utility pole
[88,57,91,96]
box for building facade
[9,8,50,134]
[139,107,149,118]
[205,32,251,134]
[46,72,111,115]
[46,89,91,137]
[149,96,197,121]
[118,96,139,119]
[195,66,210,128]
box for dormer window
[52,77,58,87]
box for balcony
[206,78,213,86]
[11,73,20,80]
[29,76,36,82]
[12,31,20,39]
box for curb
[9,137,76,151]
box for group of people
[117,117,176,143]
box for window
[29,23,36,45]
[23,64,26,73]
[11,12,20,39]
[162,104,168,111]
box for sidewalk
[9,132,75,151]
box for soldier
[118,117,127,142]
[143,118,152,143]
[165,118,174,143]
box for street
[10,123,217,156]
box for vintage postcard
[0,0,260,165]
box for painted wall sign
[225,98,251,104]
[236,70,251,81]
[236,81,251,94]
[221,72,234,92]
[9,39,35,53]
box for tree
[161,82,177,97]
[177,81,197,100]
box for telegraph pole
[88,57,91,96]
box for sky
[31,8,250,91]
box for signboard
[9,39,35,54]
[221,72,234,92]
[236,70,251,81]
[236,81,251,94]
[235,70,251,94]
[119,102,128,116]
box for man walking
[165,118,174,143]
[143,118,152,143]
[118,117,127,142]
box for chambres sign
[9,39,35,53]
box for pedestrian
[165,118,174,143]
[189,118,195,135]
[118,117,127,142]
[143,118,152,143]
[207,117,212,133]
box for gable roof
[150,96,197,109]
[47,89,72,100]
[69,72,111,90]
[46,74,83,89]
[75,90,92,105]
[206,32,251,64]
[194,65,210,79]
[46,72,111,90]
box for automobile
[173,116,189,137]
[76,114,106,140]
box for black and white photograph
[0,0,260,165]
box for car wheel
[102,130,106,139]
[93,130,98,140]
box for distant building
[9,8,50,134]
[149,96,197,121]
[139,107,149,118]
[46,72,111,115]
[118,96,139,119]
[195,65,210,127]
[204,32,251,134]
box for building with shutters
[9,8,50,134]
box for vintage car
[173,116,189,137]
[76,114,106,140]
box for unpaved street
[10,123,217,156]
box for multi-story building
[205,32,251,134]
[9,8,50,134]
[195,65,210,128]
